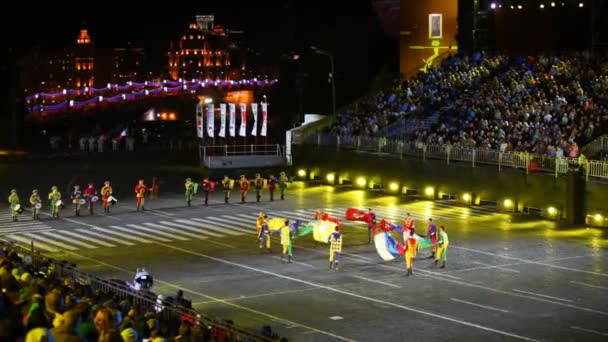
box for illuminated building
[112,43,147,83]
[74,29,95,88]
[168,15,242,81]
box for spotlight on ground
[425,187,434,196]
[462,193,471,202]
[326,173,335,182]
[594,214,603,222]
[504,199,513,208]
[547,206,557,216]
[297,169,306,178]
[356,177,366,187]
[389,182,399,192]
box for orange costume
[101,181,113,213]
[404,232,419,276]
[135,179,151,211]
[239,175,249,203]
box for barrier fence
[303,133,608,181]
[1,241,276,342]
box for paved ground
[2,181,608,341]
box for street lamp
[310,46,336,118]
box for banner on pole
[196,103,204,138]
[239,103,247,137]
[219,103,226,138]
[207,104,215,138]
[229,103,236,137]
[261,102,268,137]
[251,103,258,136]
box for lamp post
[311,46,336,118]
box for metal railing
[304,133,608,181]
[0,240,275,342]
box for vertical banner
[207,104,215,138]
[261,102,268,137]
[286,130,292,165]
[250,103,258,136]
[196,103,204,138]
[239,103,247,137]
[219,103,226,138]
[229,103,236,137]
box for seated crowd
[330,52,608,157]
[0,243,284,342]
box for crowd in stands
[330,52,608,157]
[0,242,285,342]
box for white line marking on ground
[143,223,208,240]
[158,221,224,238]
[271,256,315,268]
[5,235,59,252]
[570,281,608,291]
[512,289,572,302]
[329,316,344,320]
[22,233,79,250]
[108,225,171,242]
[40,231,97,249]
[102,214,123,221]
[153,242,540,342]
[60,230,116,247]
[126,224,189,241]
[75,229,134,246]
[152,210,175,216]
[206,240,236,249]
[353,275,401,288]
[570,326,608,336]
[471,261,520,273]
[192,288,319,305]
[450,298,510,313]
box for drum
[91,196,99,202]
[79,199,86,205]
[108,196,118,205]
[15,204,23,214]
[35,203,42,209]
[55,200,63,207]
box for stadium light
[540,4,545,9]
[425,187,434,196]
[579,2,584,7]
[504,199,513,208]
[356,177,366,187]
[326,173,335,182]
[594,214,603,222]
[547,206,557,216]
[490,2,497,9]
[517,4,523,9]
[297,169,306,178]
[551,2,555,6]
[389,182,399,191]
[462,193,471,202]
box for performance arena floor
[2,184,607,341]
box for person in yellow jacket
[404,229,419,276]
[328,226,342,270]
[185,178,195,207]
[8,189,20,222]
[29,189,42,220]
[48,186,62,218]
[280,220,292,263]
[256,212,266,242]
[434,225,449,268]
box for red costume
[239,176,249,203]
[101,181,113,213]
[201,178,212,205]
[135,180,151,211]
[83,183,97,214]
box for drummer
[48,186,62,218]
[29,190,42,220]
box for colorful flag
[229,103,236,137]
[261,102,268,137]
[251,103,258,136]
[239,103,247,137]
[219,103,226,138]
[206,104,214,138]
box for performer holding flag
[328,226,342,270]
[404,229,419,276]
[254,173,264,202]
[48,186,62,218]
[367,208,377,244]
[238,175,249,203]
[71,185,83,216]
[278,172,288,200]
[280,220,293,263]
[434,225,449,268]
[185,178,195,207]
[259,219,272,252]
[83,183,98,215]
[221,175,232,203]
[426,218,438,259]
[101,181,113,213]
[256,212,266,241]
[135,179,151,211]
[201,176,212,206]
[268,174,277,201]
[8,189,20,222]
[30,190,41,220]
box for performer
[280,220,292,263]
[201,177,212,206]
[101,181,113,213]
[29,190,41,220]
[238,175,249,203]
[426,218,438,259]
[8,189,20,222]
[314,208,325,220]
[367,208,377,244]
[435,225,449,268]
[221,176,232,204]
[403,213,415,242]
[185,178,194,207]
[83,183,98,215]
[328,226,342,270]
[135,179,151,211]
[70,185,83,216]
[268,174,277,201]
[278,172,288,200]
[256,212,266,241]
[404,229,419,276]
[254,173,264,203]
[259,219,271,252]
[48,186,62,218]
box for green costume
[185,179,194,206]
[280,225,293,262]
[48,187,62,218]
[434,229,449,268]
[8,190,20,221]
[279,172,288,200]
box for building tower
[74,29,94,88]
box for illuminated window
[190,35,193,39]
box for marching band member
[70,185,83,216]
[29,190,41,220]
[427,218,437,259]
[268,174,277,201]
[201,177,212,206]
[403,212,415,242]
[367,208,377,244]
[8,189,20,222]
[280,220,292,263]
[221,175,232,204]
[185,178,194,207]
[256,212,266,242]
[278,172,288,200]
[259,219,271,252]
[101,181,113,213]
[404,229,419,276]
[135,179,151,211]
[238,175,249,203]
[254,174,264,202]
[328,226,342,270]
[314,208,325,220]
[434,225,449,268]
[83,183,97,215]
[48,186,62,218]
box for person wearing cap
[200,176,212,206]
[48,186,62,218]
[280,220,293,263]
[134,179,151,211]
[254,173,264,202]
[101,181,113,213]
[185,178,194,207]
[83,182,97,215]
[8,189,20,222]
[29,189,41,220]
[256,211,266,242]
[278,171,288,200]
[221,175,232,204]
[434,225,449,268]
[267,174,277,201]
[70,185,83,216]
[238,175,249,203]
[404,229,419,276]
